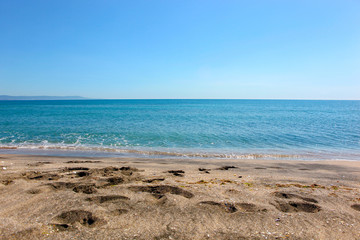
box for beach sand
[0,154,360,239]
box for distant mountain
[0,95,87,100]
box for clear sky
[0,0,359,99]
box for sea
[0,99,359,161]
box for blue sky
[0,0,359,99]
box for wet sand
[0,154,360,239]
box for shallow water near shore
[1,99,360,160]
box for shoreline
[1,154,360,239]
[2,146,360,162]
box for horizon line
[1,98,359,101]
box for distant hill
[0,95,87,100]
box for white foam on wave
[0,142,302,160]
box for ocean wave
[0,143,299,159]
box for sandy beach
[0,154,360,239]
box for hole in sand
[76,171,90,177]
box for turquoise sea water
[0,100,359,160]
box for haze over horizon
[1,1,359,100]
[1,95,360,101]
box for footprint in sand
[62,167,92,178]
[167,170,185,177]
[217,166,237,170]
[72,184,97,194]
[129,185,194,199]
[198,168,210,173]
[199,201,238,213]
[47,182,97,194]
[142,178,165,183]
[273,191,318,203]
[272,191,321,213]
[199,201,266,213]
[52,210,103,230]
[89,166,140,177]
[23,171,61,181]
[85,195,130,204]
[63,167,90,171]
[65,160,102,163]
[351,204,360,211]
[273,201,321,213]
[105,176,125,185]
